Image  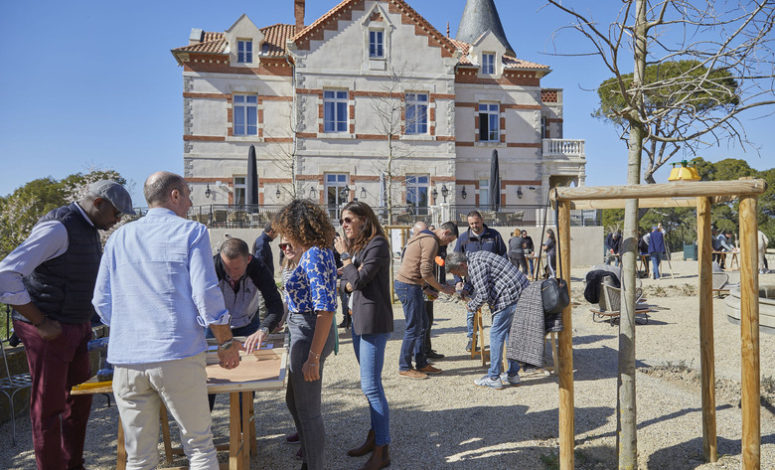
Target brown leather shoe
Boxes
[398,369,428,380]
[418,364,442,374]
[359,444,390,470]
[348,429,375,457]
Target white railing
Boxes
[543,139,586,158]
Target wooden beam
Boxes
[568,198,698,210]
[739,196,761,469]
[552,179,766,203]
[558,201,575,470]
[697,197,717,462]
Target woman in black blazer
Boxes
[334,201,393,470]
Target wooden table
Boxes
[72,334,288,470]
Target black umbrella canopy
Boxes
[489,149,500,211]
[246,145,258,208]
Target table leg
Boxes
[240,392,251,468]
[247,393,256,456]
[116,417,127,470]
[229,392,243,470]
[160,405,174,464]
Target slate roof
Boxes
[456,0,515,56]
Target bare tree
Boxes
[544,1,775,467]
[368,66,435,225]
[268,99,303,200]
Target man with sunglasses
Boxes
[0,180,133,470]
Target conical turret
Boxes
[456,0,515,56]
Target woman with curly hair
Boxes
[249,199,337,470]
[334,201,392,470]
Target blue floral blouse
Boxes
[285,246,337,314]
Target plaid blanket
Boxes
[506,281,545,367]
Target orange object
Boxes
[435,256,445,266]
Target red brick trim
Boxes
[265,137,294,143]
[261,178,294,183]
[297,132,317,139]
[430,93,456,101]
[183,92,230,99]
[355,134,389,140]
[455,70,540,86]
[541,90,558,102]
[436,136,455,141]
[506,142,542,148]
[502,179,542,185]
[350,175,381,182]
[501,104,542,110]
[261,96,294,101]
[183,135,226,142]
[430,176,456,182]
[183,58,293,76]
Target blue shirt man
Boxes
[453,210,507,351]
[92,171,240,469]
[647,226,666,279]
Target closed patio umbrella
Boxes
[247,145,258,211]
[489,149,500,211]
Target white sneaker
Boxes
[500,372,521,386]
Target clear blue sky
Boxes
[1,0,772,205]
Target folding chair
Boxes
[1,334,32,445]
[590,275,653,326]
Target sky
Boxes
[1,0,772,206]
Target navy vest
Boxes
[21,203,102,324]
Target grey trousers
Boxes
[286,313,336,470]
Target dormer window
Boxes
[237,39,253,63]
[482,53,495,74]
[369,30,384,58]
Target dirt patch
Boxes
[639,363,775,409]
[642,283,696,297]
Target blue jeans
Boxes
[650,252,662,279]
[488,303,520,380]
[352,332,390,446]
[286,312,335,470]
[394,280,428,371]
[466,310,475,339]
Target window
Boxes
[479,103,499,142]
[233,176,246,206]
[405,93,428,135]
[237,40,253,63]
[482,53,495,74]
[479,179,490,209]
[406,175,429,216]
[233,95,258,136]
[324,91,348,133]
[541,116,548,139]
[369,30,384,58]
[325,174,349,219]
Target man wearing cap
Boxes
[0,179,133,470]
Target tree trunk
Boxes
[618,1,647,469]
[386,133,394,226]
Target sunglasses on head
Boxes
[339,216,355,225]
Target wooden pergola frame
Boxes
[550,179,767,470]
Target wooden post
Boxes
[229,392,241,470]
[739,196,761,469]
[697,197,717,462]
[558,201,574,470]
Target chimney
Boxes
[295,0,305,31]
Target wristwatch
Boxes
[340,252,351,261]
[219,339,234,351]
[259,327,269,336]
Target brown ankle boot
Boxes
[359,444,390,470]
[347,429,375,457]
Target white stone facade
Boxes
[172,0,586,219]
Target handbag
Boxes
[542,277,569,314]
[537,188,570,315]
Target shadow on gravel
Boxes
[573,345,650,381]
[646,433,775,469]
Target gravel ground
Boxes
[2,259,774,469]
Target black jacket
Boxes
[341,236,394,335]
[213,254,284,332]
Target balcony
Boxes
[543,139,585,159]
